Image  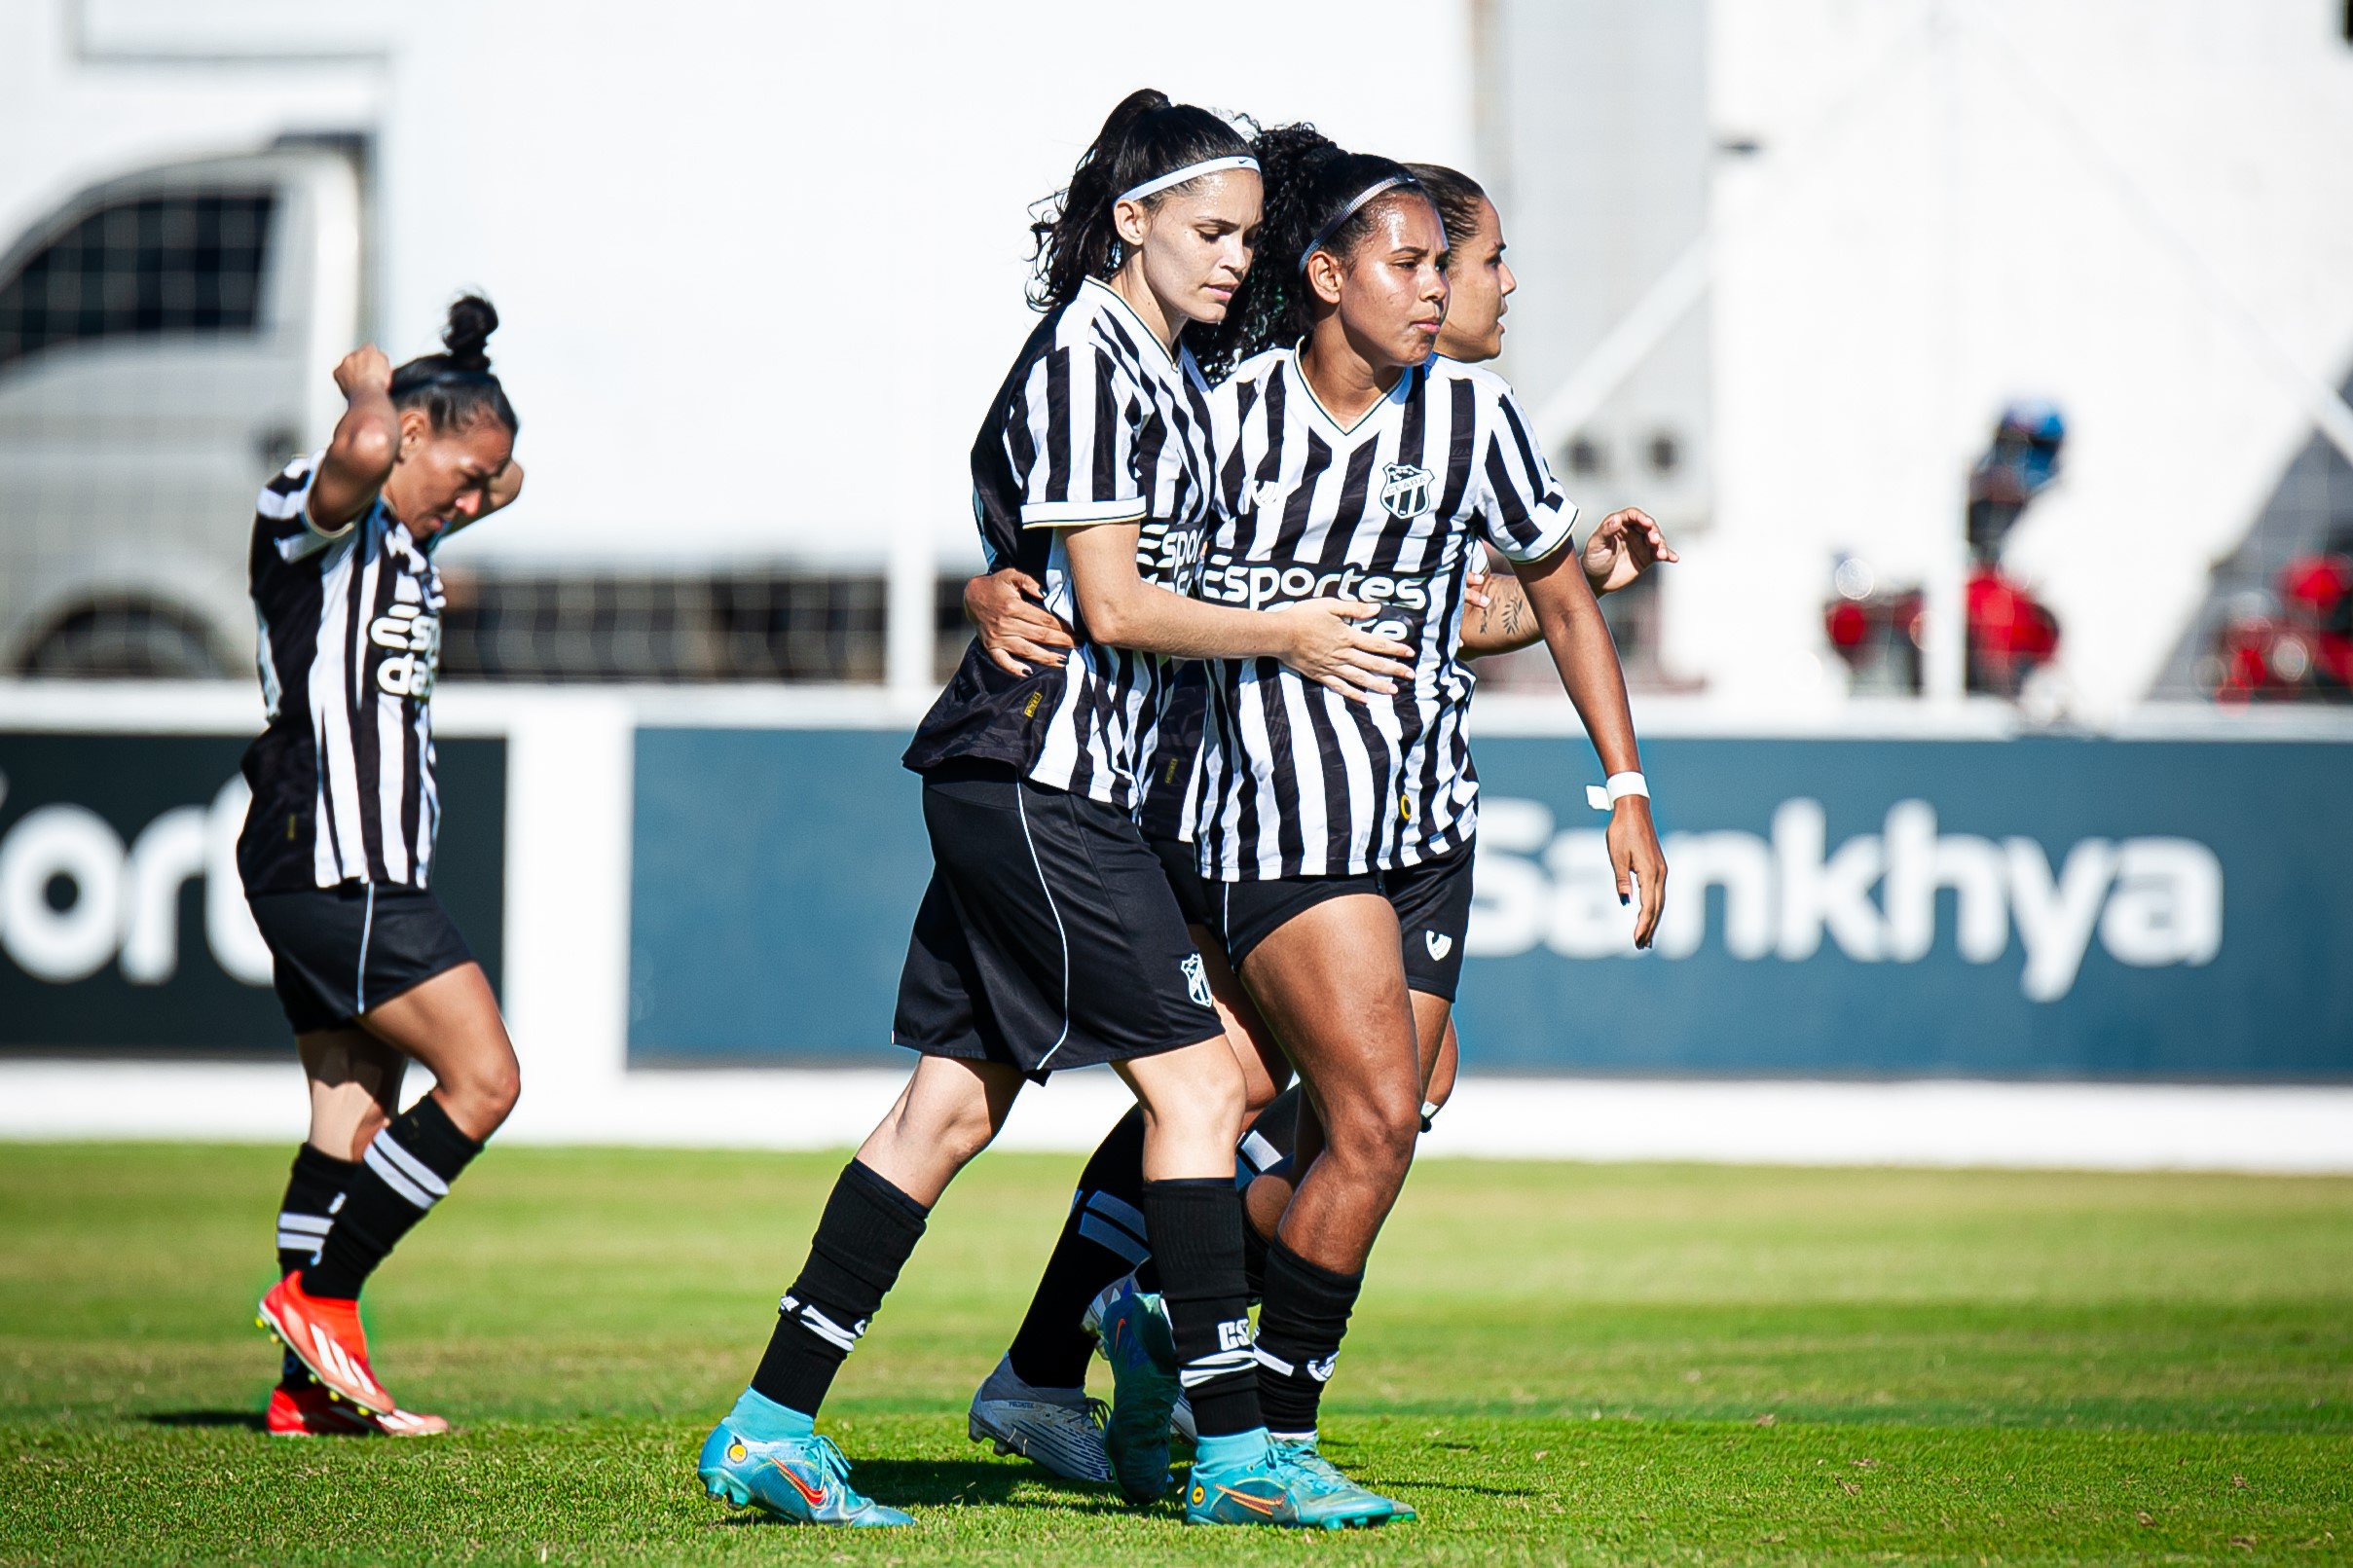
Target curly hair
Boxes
[1027,90,1253,312]
[1196,125,1430,378]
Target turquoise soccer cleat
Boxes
[1183,1429,1400,1529]
[1271,1433,1413,1523]
[1082,1274,1180,1504]
[696,1395,911,1527]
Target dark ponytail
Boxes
[1199,126,1428,378]
[389,294,519,436]
[1028,89,1253,312]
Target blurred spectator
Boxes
[2207,529,2353,702]
[1826,402,2068,700]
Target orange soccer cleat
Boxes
[257,1273,394,1415]
[265,1378,449,1438]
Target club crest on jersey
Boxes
[1379,462,1435,520]
[1181,953,1214,1008]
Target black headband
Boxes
[1299,175,1422,274]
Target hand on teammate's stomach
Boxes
[968,568,1075,675]
[1271,600,1415,700]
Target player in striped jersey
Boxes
[960,162,1677,1482]
[1169,127,1667,1504]
[240,296,526,1436]
[696,91,1415,1531]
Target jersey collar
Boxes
[1081,277,1179,376]
[1285,346,1418,444]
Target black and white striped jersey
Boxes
[1135,663,1208,845]
[903,279,1216,809]
[1191,348,1578,880]
[237,454,446,894]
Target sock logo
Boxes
[1424,930,1453,961]
[1305,1354,1339,1382]
[1217,1318,1253,1353]
[1181,952,1214,1008]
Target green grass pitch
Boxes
[3,1142,2348,1564]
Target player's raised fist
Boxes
[333,346,393,401]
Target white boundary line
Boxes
[3,1062,2348,1174]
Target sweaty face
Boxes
[1326,196,1451,371]
[1131,169,1262,328]
[1433,197,1515,364]
[388,414,514,539]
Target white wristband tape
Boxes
[1584,771,1650,811]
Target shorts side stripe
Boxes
[1013,784,1074,1071]
[354,883,377,1013]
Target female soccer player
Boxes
[241,296,525,1435]
[692,91,1414,1531]
[959,161,1676,1482]
[1172,128,1667,1510]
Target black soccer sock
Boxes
[751,1160,930,1417]
[300,1096,482,1301]
[1144,1179,1262,1439]
[1006,1107,1149,1390]
[1255,1237,1363,1440]
[274,1144,356,1384]
[1235,1088,1304,1302]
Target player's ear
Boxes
[1305,248,1345,308]
[395,405,433,460]
[1113,196,1153,249]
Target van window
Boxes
[0,191,276,372]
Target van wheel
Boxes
[20,602,230,678]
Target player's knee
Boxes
[446,1048,521,1133]
[928,1097,1001,1166]
[1326,1089,1419,1177]
[1193,1053,1249,1133]
[480,1057,522,1123]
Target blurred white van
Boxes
[0,143,361,676]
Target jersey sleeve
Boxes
[253,455,357,565]
[1474,386,1580,564]
[1010,345,1151,529]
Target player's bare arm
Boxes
[309,346,401,531]
[1460,508,1676,657]
[1059,520,1413,701]
[966,568,1075,675]
[1517,541,1668,946]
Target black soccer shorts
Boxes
[893,760,1223,1079]
[245,883,476,1035]
[1203,839,1475,1002]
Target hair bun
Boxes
[441,294,499,372]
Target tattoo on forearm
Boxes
[1499,593,1526,640]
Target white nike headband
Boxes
[1299,175,1419,273]
[1116,156,1261,206]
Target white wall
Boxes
[383,1,1476,574]
[1689,0,2353,715]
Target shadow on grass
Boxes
[703,1458,1126,1520]
[143,1410,266,1432]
